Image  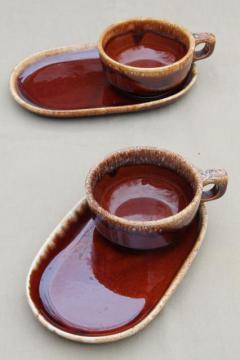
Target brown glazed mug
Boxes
[85,147,228,250]
[98,18,216,97]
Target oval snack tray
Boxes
[27,198,207,343]
[10,45,197,118]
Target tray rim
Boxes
[26,198,207,344]
[10,44,198,118]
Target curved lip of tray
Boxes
[10,44,198,118]
[26,198,207,344]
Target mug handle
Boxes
[200,169,228,202]
[192,33,216,61]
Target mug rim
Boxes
[98,17,195,76]
[85,147,203,231]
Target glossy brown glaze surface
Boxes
[17,49,138,110]
[86,147,201,249]
[94,165,193,222]
[16,48,196,111]
[99,18,215,96]
[29,204,201,336]
[105,31,187,68]
[86,147,227,250]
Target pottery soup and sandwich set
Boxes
[10,18,228,343]
[10,18,215,117]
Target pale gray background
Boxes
[0,1,239,359]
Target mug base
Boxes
[114,66,194,100]
[95,218,191,250]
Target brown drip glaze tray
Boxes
[27,199,207,343]
[10,45,197,118]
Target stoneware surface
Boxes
[85,147,227,249]
[27,198,207,343]
[10,45,197,118]
[98,18,215,96]
[1,1,240,360]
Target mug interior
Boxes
[101,19,191,69]
[88,148,199,223]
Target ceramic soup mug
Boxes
[98,18,216,97]
[85,147,228,250]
